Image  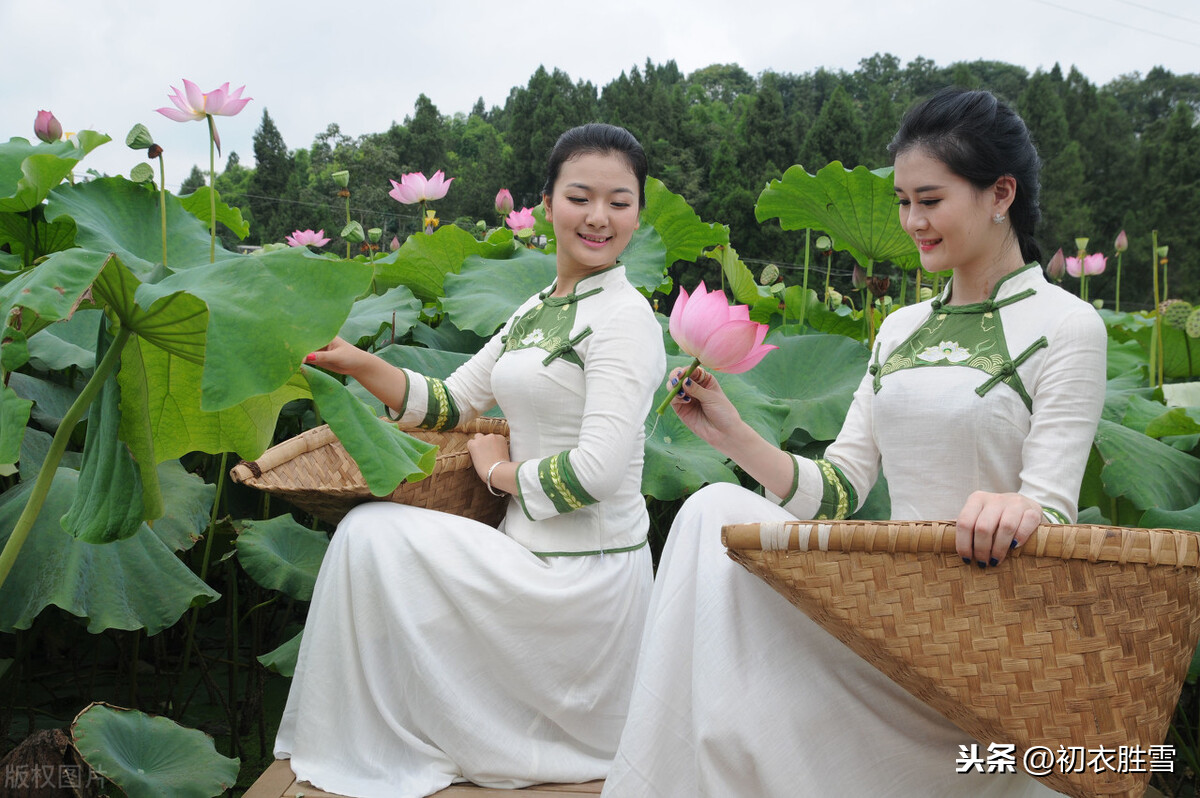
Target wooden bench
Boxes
[243,760,604,797]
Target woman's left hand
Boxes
[467,433,511,483]
[956,491,1042,568]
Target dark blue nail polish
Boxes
[977,561,987,569]
[1010,539,1018,549]
[682,396,691,402]
[962,557,971,565]
[685,378,692,386]
[677,388,684,397]
[670,377,678,386]
[989,557,999,567]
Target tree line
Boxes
[185,54,1200,309]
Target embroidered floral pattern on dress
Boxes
[916,341,971,363]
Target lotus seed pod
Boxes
[129,163,155,184]
[1186,307,1200,339]
[125,123,154,150]
[1162,300,1193,330]
[760,263,780,285]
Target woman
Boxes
[275,123,666,798]
[602,89,1107,797]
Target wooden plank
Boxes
[243,762,605,798]
[241,760,297,798]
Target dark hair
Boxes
[888,88,1043,265]
[542,123,649,208]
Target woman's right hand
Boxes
[304,336,365,376]
[669,365,743,446]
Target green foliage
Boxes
[236,515,329,602]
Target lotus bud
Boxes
[1114,230,1128,253]
[332,170,350,189]
[34,110,62,143]
[759,263,780,285]
[1092,299,1104,310]
[125,123,155,150]
[367,227,382,244]
[815,235,832,251]
[827,288,843,308]
[1157,245,1169,266]
[852,265,867,290]
[1046,248,1066,281]
[340,221,365,244]
[130,163,155,184]
[390,236,401,251]
[495,188,514,217]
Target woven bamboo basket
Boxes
[722,519,1200,798]
[230,417,510,526]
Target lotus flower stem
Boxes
[207,115,217,263]
[1151,230,1163,390]
[178,449,230,701]
[158,155,168,268]
[655,356,701,416]
[344,192,352,259]
[0,326,132,591]
[798,229,810,330]
[1114,253,1122,312]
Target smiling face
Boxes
[543,151,640,291]
[893,146,1012,280]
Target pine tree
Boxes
[247,109,294,245]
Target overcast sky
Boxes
[4,0,1197,189]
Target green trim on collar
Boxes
[531,538,648,558]
[537,451,598,514]
[937,262,1039,306]
[502,299,591,368]
[417,375,460,430]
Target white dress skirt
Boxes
[601,483,1061,798]
[275,501,653,798]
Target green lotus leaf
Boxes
[18,427,81,481]
[641,177,730,266]
[178,186,250,240]
[1144,405,1200,439]
[7,371,83,434]
[1140,500,1200,533]
[1093,419,1200,512]
[735,331,869,442]
[91,252,208,365]
[339,285,421,348]
[1164,382,1200,407]
[443,246,557,336]
[258,630,302,677]
[303,366,438,495]
[61,342,147,543]
[135,249,373,411]
[409,318,488,355]
[236,515,329,601]
[0,248,110,339]
[373,224,502,302]
[46,178,226,278]
[1102,370,1157,424]
[1129,322,1200,380]
[0,132,111,213]
[118,336,310,463]
[347,344,478,415]
[26,309,102,371]
[146,461,214,553]
[711,243,784,324]
[0,469,219,634]
[755,162,920,271]
[0,208,76,260]
[1107,337,1148,380]
[1,326,27,372]
[614,224,670,294]
[71,703,239,798]
[1,383,32,467]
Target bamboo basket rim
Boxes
[723,519,1200,568]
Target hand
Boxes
[956,491,1042,568]
[304,336,366,376]
[668,365,743,447]
[467,433,511,483]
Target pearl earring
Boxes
[993,213,1006,224]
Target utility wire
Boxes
[1110,0,1200,26]
[1033,0,1200,48]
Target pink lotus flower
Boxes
[1046,248,1066,280]
[1115,230,1128,253]
[156,79,251,123]
[506,207,536,232]
[34,110,62,143]
[1065,252,1107,277]
[495,188,514,216]
[388,171,453,205]
[285,229,330,248]
[656,282,776,414]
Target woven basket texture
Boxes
[230,417,509,526]
[722,519,1200,798]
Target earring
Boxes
[993,213,1006,224]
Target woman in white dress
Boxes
[275,123,666,798]
[602,89,1107,797]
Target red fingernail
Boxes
[305,353,316,363]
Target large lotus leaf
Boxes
[410,318,488,355]
[118,336,310,463]
[1093,419,1200,512]
[1102,370,1158,424]
[443,246,557,335]
[304,366,437,495]
[1128,322,1200,380]
[1145,405,1200,439]
[734,331,868,442]
[7,371,83,433]
[0,208,76,260]
[641,177,729,266]
[755,162,920,271]
[46,178,228,279]
[1,383,32,467]
[373,224,501,302]
[0,248,109,340]
[1140,501,1200,533]
[258,630,302,677]
[71,703,239,798]
[0,326,27,373]
[0,132,111,213]
[178,186,250,240]
[711,243,785,324]
[0,469,219,634]
[1107,338,1148,380]
[615,224,670,294]
[18,427,82,481]
[236,515,329,601]
[339,285,421,348]
[147,461,214,553]
[642,354,790,501]
[61,350,146,543]
[348,344,477,415]
[135,249,372,411]
[26,309,102,370]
